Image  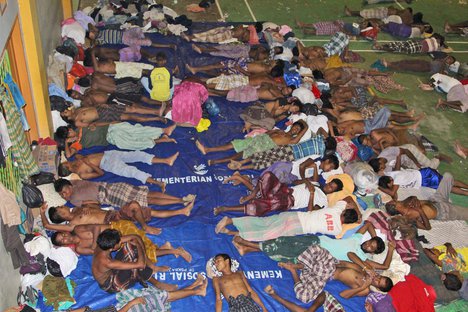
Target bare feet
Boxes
[195,140,207,155]
[444,21,451,33]
[454,141,467,159]
[182,194,196,205]
[227,160,242,170]
[176,246,192,263]
[167,152,179,166]
[192,44,202,54]
[195,277,208,297]
[264,285,275,295]
[215,216,230,234]
[191,274,205,288]
[156,134,177,144]
[239,194,253,204]
[185,64,196,75]
[436,98,446,110]
[144,225,162,235]
[381,58,388,68]
[164,123,177,136]
[436,153,453,164]
[160,241,173,250]
[181,199,195,216]
[410,113,425,131]
[181,33,190,42]
[213,206,224,216]
[232,236,246,256]
[147,178,166,193]
[295,19,304,28]
[344,5,352,16]
[407,109,415,117]
[223,171,242,185]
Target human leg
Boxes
[147,191,185,205]
[150,200,195,218]
[208,152,244,166]
[195,140,234,154]
[232,236,261,255]
[166,275,207,301]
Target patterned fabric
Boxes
[227,293,261,312]
[96,29,123,45]
[110,220,157,262]
[383,22,412,38]
[365,75,405,94]
[119,46,142,62]
[122,28,152,47]
[232,134,278,158]
[245,171,294,216]
[295,245,338,303]
[100,243,153,293]
[115,78,143,94]
[382,40,423,54]
[192,27,233,43]
[366,211,418,263]
[312,21,345,36]
[0,86,39,178]
[116,286,170,312]
[210,44,250,59]
[323,32,349,57]
[360,7,388,19]
[227,85,259,103]
[421,38,440,53]
[98,182,149,208]
[221,58,249,75]
[240,102,275,130]
[324,291,345,312]
[260,234,320,263]
[250,145,293,170]
[114,62,154,79]
[291,135,325,159]
[96,104,126,122]
[207,74,249,91]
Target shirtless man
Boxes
[196,120,308,165]
[186,60,278,77]
[87,72,142,94]
[41,201,194,236]
[68,88,161,107]
[92,229,208,296]
[277,245,393,306]
[60,104,166,128]
[51,222,192,271]
[58,150,179,185]
[209,83,293,101]
[212,254,267,312]
[385,196,434,230]
[181,25,250,43]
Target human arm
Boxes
[304,179,316,212]
[64,138,78,158]
[340,277,371,299]
[79,157,105,179]
[298,158,318,181]
[39,203,75,232]
[213,277,223,312]
[378,184,399,201]
[289,120,309,144]
[74,224,102,251]
[393,153,402,171]
[357,221,377,237]
[90,48,99,71]
[342,196,362,223]
[414,202,431,230]
[399,148,421,168]
[365,241,396,270]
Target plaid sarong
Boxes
[192,27,233,43]
[207,74,249,90]
[383,40,423,54]
[115,78,143,94]
[295,245,338,303]
[367,211,419,263]
[96,104,126,122]
[98,182,149,208]
[116,286,170,312]
[227,293,261,312]
[312,21,345,36]
[324,292,345,312]
[291,135,326,159]
[323,32,349,56]
[251,145,295,170]
[360,7,388,19]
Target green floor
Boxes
[156,0,468,206]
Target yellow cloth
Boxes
[326,173,356,207]
[325,55,351,69]
[433,245,468,273]
[110,220,158,263]
[150,67,171,101]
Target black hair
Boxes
[58,163,72,177]
[313,69,324,80]
[322,154,339,170]
[50,232,61,246]
[283,32,295,41]
[368,158,381,173]
[288,84,297,91]
[378,176,392,189]
[274,46,284,54]
[412,12,424,24]
[156,52,167,60]
[54,178,72,193]
[215,253,232,267]
[77,77,91,88]
[83,49,93,67]
[432,33,447,48]
[378,277,394,292]
[291,120,306,132]
[292,46,299,57]
[85,30,90,39]
[254,22,263,33]
[49,207,67,224]
[66,90,73,97]
[357,134,368,145]
[424,25,434,34]
[270,65,284,78]
[443,273,462,291]
[371,237,386,254]
[97,229,121,250]
[330,178,344,192]
[385,202,400,216]
[343,209,358,223]
[320,92,333,109]
[324,137,337,153]
[290,101,304,113]
[55,126,70,141]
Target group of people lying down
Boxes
[46,0,468,311]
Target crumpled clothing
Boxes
[0,178,22,226]
[24,235,52,258]
[61,21,86,45]
[74,10,95,30]
[166,23,188,36]
[48,247,78,277]
[42,275,76,310]
[48,83,74,102]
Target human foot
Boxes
[190,274,205,289]
[192,44,202,54]
[344,5,352,16]
[182,194,196,205]
[295,19,304,28]
[176,247,192,263]
[436,98,446,110]
[160,241,173,250]
[454,141,467,159]
[166,152,179,166]
[195,140,207,155]
[181,33,190,42]
[185,64,196,75]
[232,236,246,256]
[436,153,453,164]
[239,194,253,204]
[407,109,415,117]
[410,113,425,131]
[213,206,224,216]
[444,21,451,33]
[227,160,242,170]
[223,171,242,185]
[144,226,162,235]
[215,216,230,234]
[181,199,195,216]
[381,58,388,68]
[195,277,208,297]
[264,285,275,295]
[164,123,177,136]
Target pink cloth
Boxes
[226,85,259,103]
[248,25,260,44]
[61,18,76,26]
[245,128,268,138]
[171,81,209,126]
[279,25,293,36]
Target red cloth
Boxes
[69,63,87,78]
[460,78,468,85]
[389,274,436,312]
[248,25,259,45]
[311,84,321,98]
[37,137,57,146]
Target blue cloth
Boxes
[364,107,391,134]
[319,233,367,261]
[419,167,442,189]
[292,136,326,159]
[48,83,74,102]
[4,73,29,130]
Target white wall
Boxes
[0,0,19,52]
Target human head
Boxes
[155,52,167,67]
[67,90,83,100]
[324,137,337,154]
[289,100,304,114]
[320,155,339,172]
[51,232,75,246]
[378,176,394,190]
[273,46,284,55]
[341,209,358,224]
[368,158,387,173]
[358,134,371,147]
[289,120,305,135]
[270,65,284,77]
[281,86,293,96]
[323,178,344,194]
[97,229,121,251]
[445,55,456,65]
[214,253,232,272]
[442,272,462,291]
[385,202,400,216]
[48,206,69,224]
[77,76,91,88]
[54,179,73,200]
[372,275,394,293]
[361,237,385,254]
[423,24,433,34]
[58,162,73,177]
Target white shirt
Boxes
[297,201,346,235]
[379,146,417,172]
[274,47,293,62]
[291,157,322,179]
[291,184,328,210]
[431,73,461,93]
[386,169,422,189]
[292,87,316,105]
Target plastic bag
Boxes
[344,162,379,195]
[22,182,44,208]
[30,172,55,186]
